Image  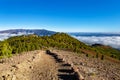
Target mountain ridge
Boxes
[0,29,56,41]
[0,32,120,62]
[0,29,56,36]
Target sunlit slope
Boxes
[0,33,120,61]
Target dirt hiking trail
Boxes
[0,50,120,80]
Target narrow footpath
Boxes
[0,50,80,80]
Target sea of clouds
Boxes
[73,36,120,50]
[0,32,120,50]
[0,32,33,41]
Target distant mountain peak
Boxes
[0,29,56,41]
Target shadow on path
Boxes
[46,50,79,80]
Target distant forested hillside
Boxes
[0,33,120,61]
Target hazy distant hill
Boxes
[0,29,56,36]
[69,32,120,37]
[0,29,56,41]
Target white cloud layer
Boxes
[0,32,120,50]
[73,36,120,49]
[0,32,33,41]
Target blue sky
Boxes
[0,0,120,32]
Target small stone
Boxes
[29,66,33,69]
[12,75,16,80]
[2,75,6,80]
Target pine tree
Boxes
[1,42,12,57]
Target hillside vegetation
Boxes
[0,33,120,61]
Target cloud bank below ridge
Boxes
[73,36,120,50]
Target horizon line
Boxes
[0,28,120,33]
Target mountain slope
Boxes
[0,33,120,61]
[92,44,120,60]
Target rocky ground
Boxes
[52,49,120,80]
[0,49,120,80]
[0,50,59,80]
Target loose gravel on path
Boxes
[0,49,120,80]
